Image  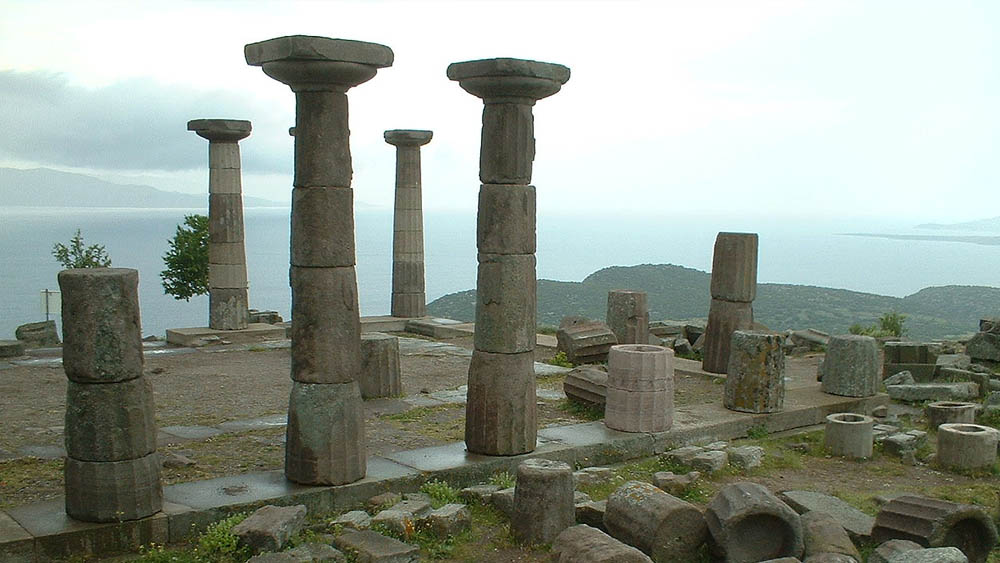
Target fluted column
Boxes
[448,58,570,455]
[384,129,432,318]
[187,119,252,330]
[246,35,393,485]
[702,232,758,373]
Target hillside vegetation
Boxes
[427,263,999,340]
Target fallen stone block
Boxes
[802,553,857,562]
[801,511,860,560]
[882,433,922,457]
[727,445,765,469]
[333,510,371,531]
[886,383,979,402]
[564,366,608,406]
[334,530,419,563]
[576,500,607,530]
[925,402,978,429]
[512,459,575,545]
[490,487,515,518]
[248,543,346,562]
[690,450,728,473]
[888,547,970,562]
[552,524,653,562]
[233,504,308,554]
[425,503,470,538]
[372,509,414,538]
[15,320,60,347]
[0,340,25,358]
[367,492,402,511]
[557,321,618,364]
[706,482,804,562]
[868,539,923,563]
[661,445,705,466]
[883,371,915,386]
[574,466,615,487]
[778,490,874,543]
[872,495,998,563]
[936,423,999,470]
[604,481,708,562]
[389,498,431,519]
[965,332,1000,363]
[649,321,684,338]
[459,484,499,505]
[652,470,701,497]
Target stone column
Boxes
[59,268,161,522]
[187,119,252,330]
[606,289,649,345]
[448,58,570,455]
[702,232,758,373]
[246,35,393,485]
[384,129,432,318]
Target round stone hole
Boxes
[614,344,665,354]
[729,514,798,562]
[827,413,870,424]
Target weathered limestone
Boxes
[703,233,757,374]
[564,365,609,406]
[512,458,575,545]
[557,320,618,364]
[247,35,393,484]
[449,57,569,456]
[188,119,252,331]
[552,524,653,563]
[724,331,785,413]
[604,480,708,563]
[823,413,874,459]
[232,504,307,554]
[925,402,977,429]
[359,332,401,399]
[936,423,999,470]
[385,129,432,318]
[821,335,879,397]
[706,482,804,563]
[605,345,673,432]
[58,268,161,522]
[607,290,649,345]
[872,495,998,563]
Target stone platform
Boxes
[1,383,885,561]
[165,323,286,347]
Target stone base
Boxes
[165,324,287,347]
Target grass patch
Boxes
[383,404,465,442]
[556,398,604,422]
[0,457,63,510]
[978,409,1000,431]
[546,351,573,368]
[420,479,461,508]
[536,325,558,336]
[489,471,515,489]
[135,512,250,563]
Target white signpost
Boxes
[40,289,61,321]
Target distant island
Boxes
[0,167,283,208]
[916,216,1000,232]
[842,233,1000,246]
[427,263,1000,341]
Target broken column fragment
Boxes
[703,233,757,374]
[59,268,162,522]
[606,289,649,345]
[724,330,785,413]
[448,57,569,455]
[246,35,393,484]
[872,495,998,563]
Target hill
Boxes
[916,216,1000,232]
[427,263,999,341]
[0,167,281,208]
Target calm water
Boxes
[2,206,999,338]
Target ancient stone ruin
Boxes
[246,35,394,485]
[384,129,432,318]
[187,118,252,331]
[447,57,569,455]
[702,232,758,373]
[723,330,785,413]
[606,289,649,345]
[59,268,162,521]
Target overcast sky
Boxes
[1,0,996,221]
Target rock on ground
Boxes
[233,504,308,554]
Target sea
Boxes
[2,206,999,339]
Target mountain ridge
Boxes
[427,263,999,341]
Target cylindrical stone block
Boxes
[285,381,366,485]
[465,350,536,455]
[64,453,163,522]
[925,402,978,430]
[209,242,247,265]
[208,167,242,194]
[208,263,248,289]
[705,482,804,563]
[391,261,424,294]
[359,333,401,399]
[936,423,999,470]
[58,268,143,384]
[724,331,785,413]
[65,377,157,462]
[604,481,708,562]
[293,90,352,188]
[710,232,758,302]
[551,524,653,563]
[208,193,245,244]
[289,266,361,384]
[821,335,880,397]
[477,184,536,254]
[473,253,536,354]
[823,413,874,459]
[480,102,535,185]
[512,458,575,545]
[605,345,673,432]
[702,298,754,374]
[291,186,356,267]
[872,495,999,563]
[391,293,425,319]
[606,290,649,345]
[209,287,250,331]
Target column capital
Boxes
[447,58,570,102]
[187,119,251,142]
[384,129,433,147]
[245,35,393,92]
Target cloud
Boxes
[0,70,292,173]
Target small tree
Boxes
[52,229,112,269]
[161,214,209,301]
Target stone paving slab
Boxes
[165,324,287,347]
[160,425,225,441]
[216,413,287,433]
[0,511,32,563]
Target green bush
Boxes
[547,351,574,368]
[420,479,461,507]
[849,311,907,338]
[161,214,209,301]
[52,229,111,269]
